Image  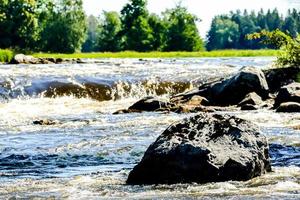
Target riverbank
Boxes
[32,49,279,59]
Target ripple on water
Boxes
[2,58,300,199]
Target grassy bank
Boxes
[32,49,279,59]
[0,49,14,62]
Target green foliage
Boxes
[0,49,13,62]
[163,5,204,51]
[33,49,279,59]
[248,29,300,66]
[40,0,87,53]
[96,11,122,52]
[206,16,239,50]
[120,0,155,51]
[148,14,167,50]
[0,0,39,49]
[207,8,300,50]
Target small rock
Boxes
[276,102,300,112]
[33,119,58,125]
[274,82,300,108]
[171,95,209,106]
[240,104,258,110]
[11,54,39,64]
[238,92,263,107]
[128,96,170,112]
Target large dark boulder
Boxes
[179,67,269,106]
[127,113,271,185]
[274,82,300,108]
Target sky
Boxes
[83,0,300,38]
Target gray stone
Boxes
[128,96,170,112]
[274,82,300,108]
[238,92,263,107]
[127,113,271,185]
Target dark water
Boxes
[0,57,300,199]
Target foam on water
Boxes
[1,57,299,199]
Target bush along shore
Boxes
[0,49,13,63]
[112,66,300,185]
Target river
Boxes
[0,57,299,199]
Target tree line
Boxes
[207,8,300,50]
[0,0,203,53]
[0,0,299,53]
[83,0,204,52]
[0,0,86,53]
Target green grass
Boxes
[32,49,279,59]
[0,49,14,63]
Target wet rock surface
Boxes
[127,113,271,185]
[128,96,170,112]
[276,102,300,112]
[238,92,263,107]
[33,119,59,125]
[114,67,300,114]
[263,66,300,92]
[274,82,300,108]
[194,66,269,106]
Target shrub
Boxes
[247,29,300,67]
[0,49,14,63]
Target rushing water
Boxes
[0,57,299,199]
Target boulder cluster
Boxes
[116,66,300,114]
[121,66,300,185]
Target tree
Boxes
[206,16,239,50]
[0,0,39,49]
[82,15,99,52]
[96,11,122,52]
[40,0,87,53]
[120,0,154,51]
[248,29,300,66]
[163,5,204,51]
[266,9,282,31]
[282,9,299,38]
[148,14,167,50]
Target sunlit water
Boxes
[0,57,299,199]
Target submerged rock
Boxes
[276,102,300,112]
[240,104,258,110]
[128,96,170,112]
[127,113,271,185]
[274,82,300,108]
[33,119,58,125]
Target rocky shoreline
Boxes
[8,54,92,64]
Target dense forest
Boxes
[207,9,300,50]
[0,0,299,53]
